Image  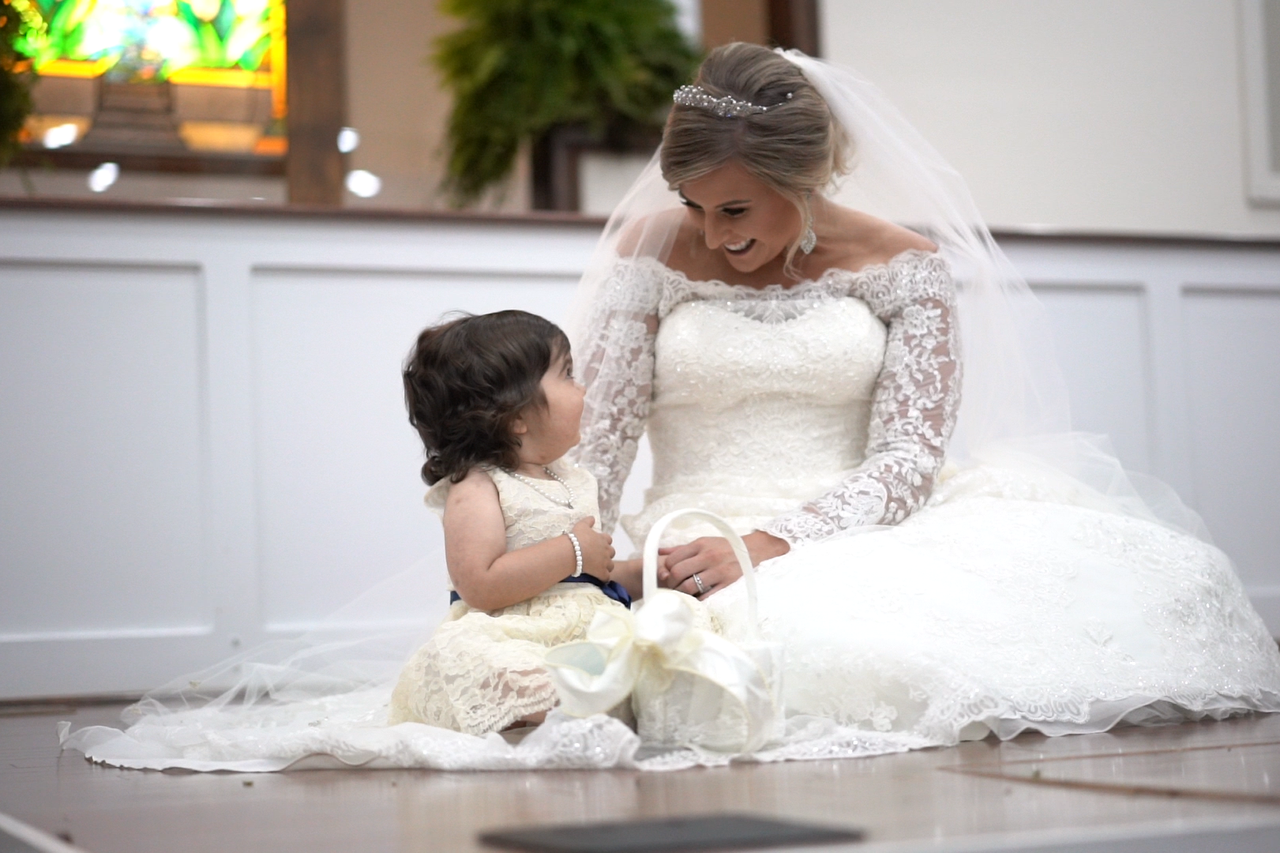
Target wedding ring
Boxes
[692,573,706,595]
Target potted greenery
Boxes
[434,0,699,209]
[1,0,35,169]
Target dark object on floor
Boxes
[478,813,864,852]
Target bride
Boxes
[571,42,1280,745]
[61,43,1280,772]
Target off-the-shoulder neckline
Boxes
[627,247,940,295]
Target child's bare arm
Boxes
[444,470,615,611]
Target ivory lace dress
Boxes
[574,249,1280,748]
[388,459,631,735]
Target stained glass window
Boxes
[14,0,285,156]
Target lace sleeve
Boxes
[571,260,662,534]
[765,252,962,544]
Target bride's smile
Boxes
[678,160,803,273]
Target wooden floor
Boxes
[3,703,1280,852]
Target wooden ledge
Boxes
[0,196,610,228]
[4,196,1280,248]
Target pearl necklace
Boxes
[508,466,575,508]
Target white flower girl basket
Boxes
[545,509,784,754]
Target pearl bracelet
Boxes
[565,531,583,577]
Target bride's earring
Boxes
[800,221,817,254]
[800,196,817,254]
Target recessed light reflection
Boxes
[345,169,381,198]
[337,127,360,153]
[88,162,120,193]
[43,123,79,149]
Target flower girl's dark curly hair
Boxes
[403,310,570,485]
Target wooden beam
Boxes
[11,148,284,177]
[701,0,769,50]
[285,0,346,205]
[768,0,820,56]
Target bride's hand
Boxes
[660,531,789,598]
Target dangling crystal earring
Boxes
[800,194,817,254]
[800,221,817,254]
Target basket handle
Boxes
[641,509,759,639]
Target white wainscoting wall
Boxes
[1,204,1278,699]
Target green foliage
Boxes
[14,0,97,67]
[1,0,36,168]
[435,0,699,206]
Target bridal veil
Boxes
[569,49,1207,540]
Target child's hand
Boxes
[572,517,615,582]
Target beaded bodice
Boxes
[643,296,885,525]
[574,250,961,546]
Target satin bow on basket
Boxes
[545,510,784,755]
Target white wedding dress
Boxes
[574,249,1280,748]
[60,249,1280,772]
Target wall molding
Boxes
[1240,0,1280,205]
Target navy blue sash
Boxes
[450,574,632,608]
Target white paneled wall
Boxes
[1002,238,1280,626]
[2,262,205,636]
[0,207,597,698]
[1,205,1278,699]
[1180,287,1280,595]
[1031,284,1153,474]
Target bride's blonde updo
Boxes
[661,43,849,264]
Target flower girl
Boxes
[388,310,631,735]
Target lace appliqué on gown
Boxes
[705,488,1280,746]
[573,250,960,545]
[764,252,960,542]
[576,260,663,534]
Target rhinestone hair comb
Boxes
[673,84,791,117]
